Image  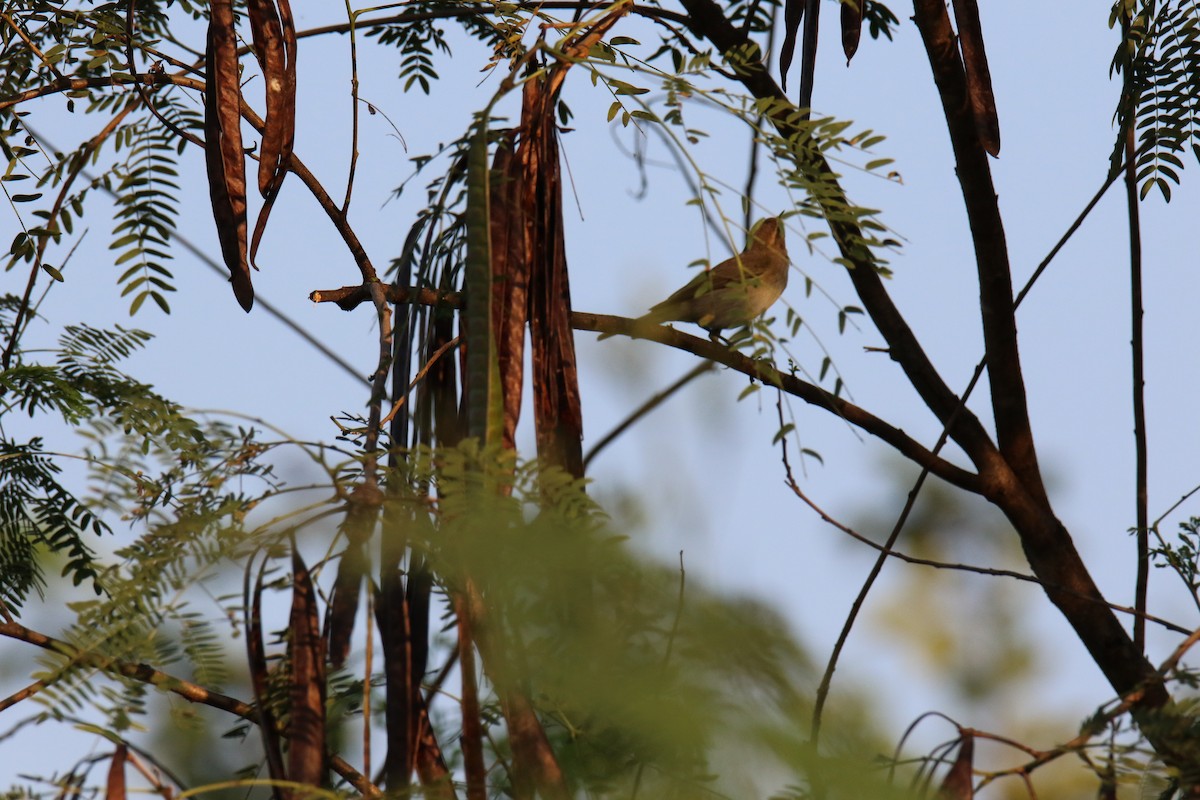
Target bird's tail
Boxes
[596,311,671,341]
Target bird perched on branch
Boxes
[599,216,789,341]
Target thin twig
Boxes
[741,1,778,233]
[2,13,64,79]
[124,0,203,148]
[780,465,1186,634]
[583,362,715,469]
[0,620,380,796]
[363,585,373,783]
[809,364,981,744]
[888,710,961,784]
[1152,484,1200,531]
[358,280,392,500]
[1120,4,1150,655]
[1156,625,1200,677]
[342,2,362,213]
[381,336,461,426]
[975,684,1154,791]
[809,165,1130,743]
[0,678,50,713]
[2,101,137,370]
[19,120,370,386]
[122,741,188,800]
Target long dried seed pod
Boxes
[841,0,865,63]
[288,545,327,789]
[247,0,296,267]
[204,0,252,311]
[244,555,286,800]
[779,0,807,92]
[104,744,126,800]
[951,0,1000,156]
[936,733,975,799]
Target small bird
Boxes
[600,216,789,341]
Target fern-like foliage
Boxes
[1,4,201,315]
[0,318,209,612]
[109,114,183,314]
[728,0,780,33]
[367,9,455,95]
[0,439,107,609]
[382,441,820,797]
[1150,515,1200,603]
[1112,0,1200,200]
[0,7,89,114]
[178,610,232,691]
[365,0,529,89]
[29,410,285,730]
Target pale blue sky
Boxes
[3,1,1199,793]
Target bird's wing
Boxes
[650,255,755,311]
[649,270,715,313]
[710,252,764,284]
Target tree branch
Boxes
[582,312,985,491]
[1,72,381,287]
[0,620,380,797]
[673,0,1172,735]
[911,0,1045,501]
[289,2,691,42]
[312,284,981,492]
[312,283,461,311]
[674,0,1002,477]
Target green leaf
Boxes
[771,423,796,445]
[114,248,144,266]
[737,382,760,401]
[463,110,500,445]
[1154,177,1172,202]
[610,80,649,96]
[588,42,616,62]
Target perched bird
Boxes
[600,216,789,341]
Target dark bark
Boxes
[678,0,1170,741]
[912,0,1044,502]
[518,79,585,478]
[491,136,530,453]
[679,0,1000,471]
